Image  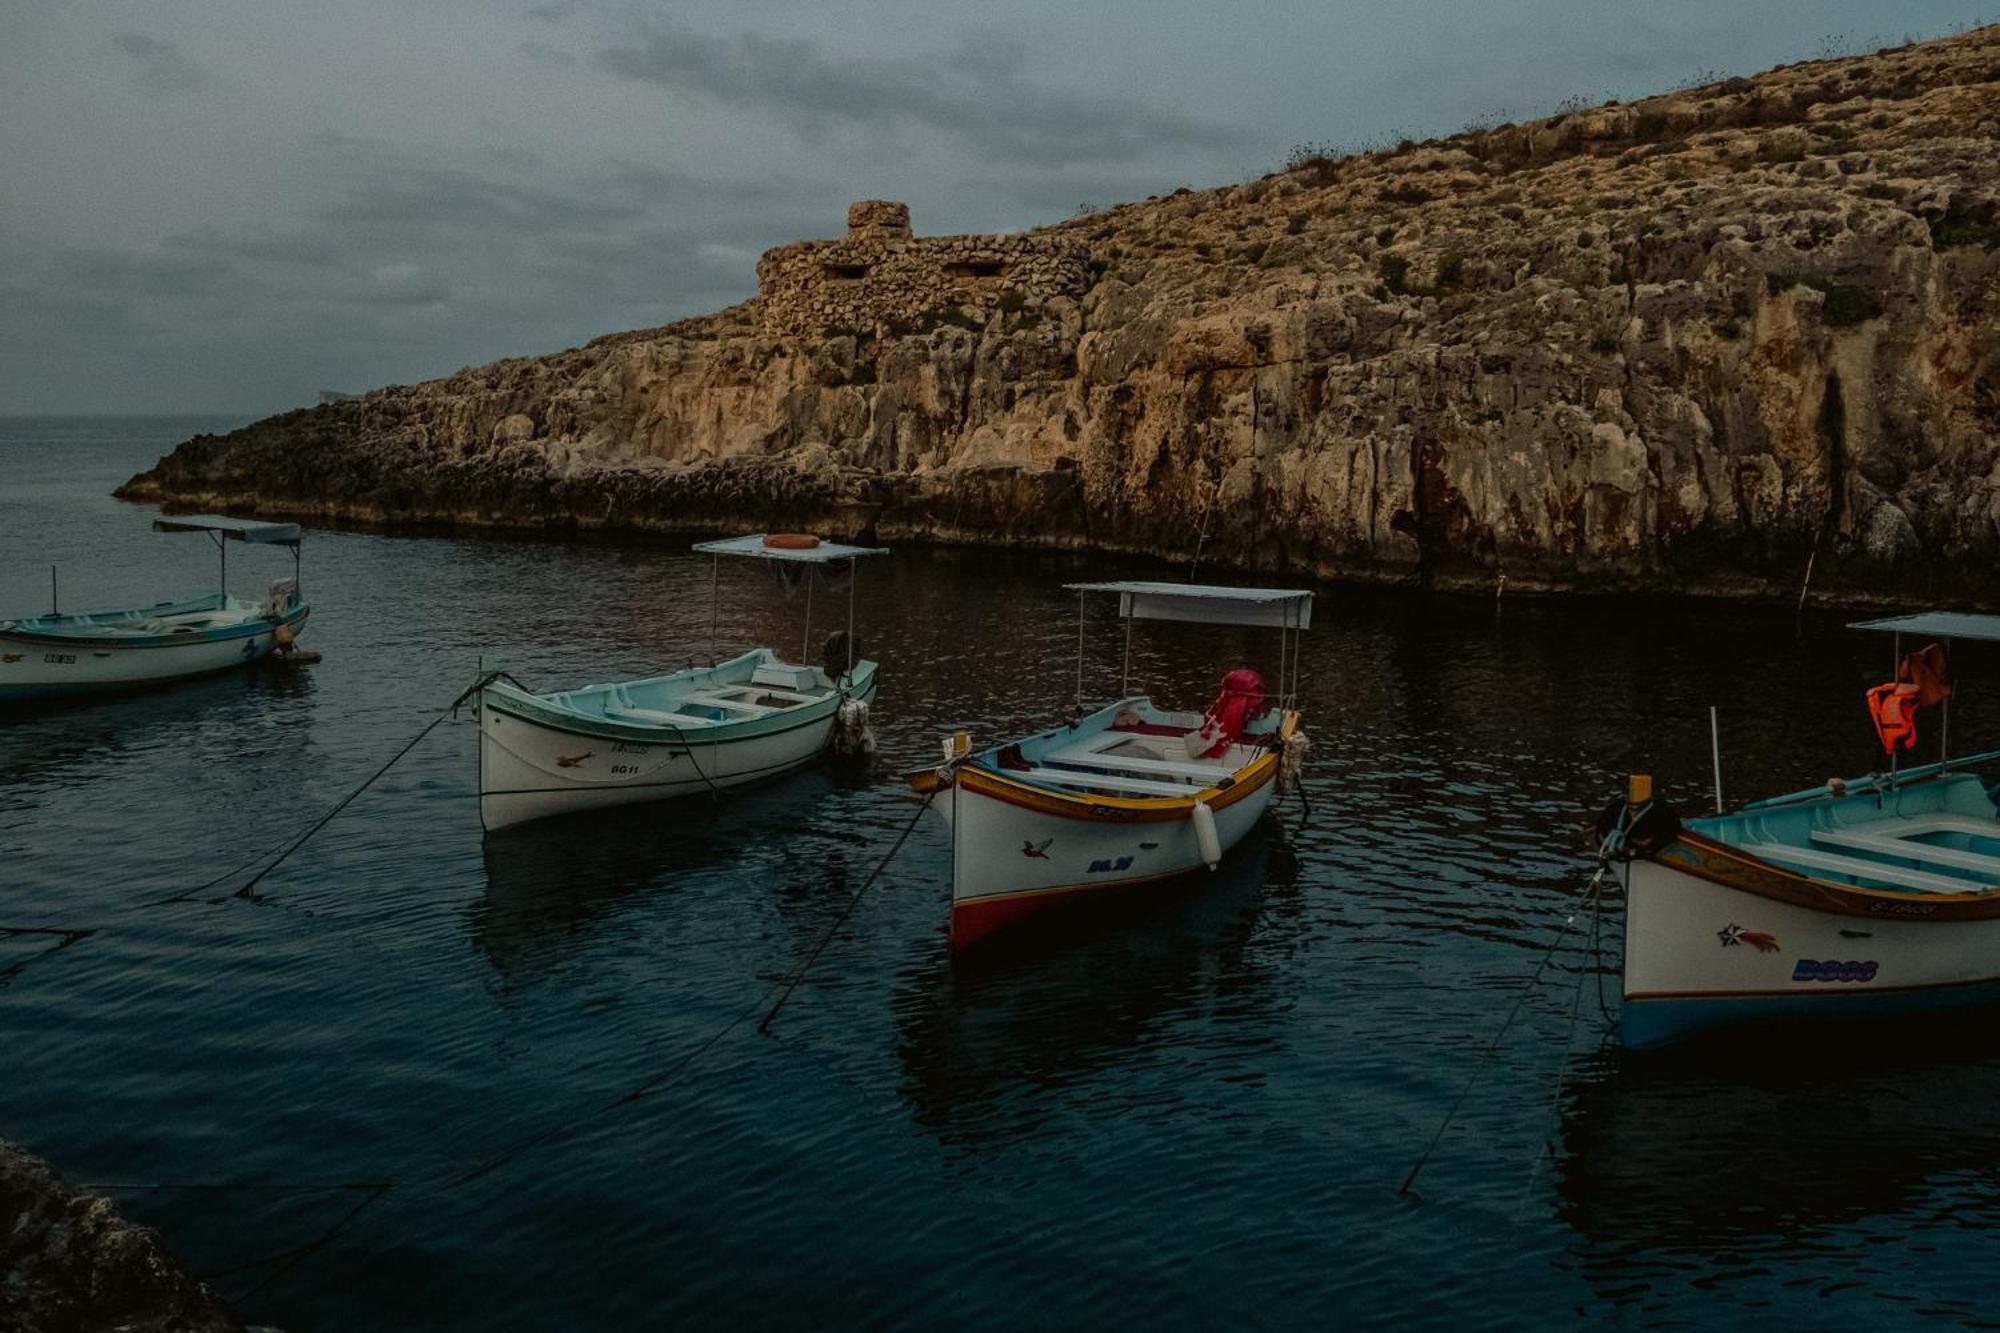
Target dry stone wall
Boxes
[756,200,1091,338]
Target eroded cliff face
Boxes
[121,27,2000,601]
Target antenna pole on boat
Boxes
[708,554,719,665]
[49,565,56,616]
[1710,706,1723,813]
[846,557,856,680]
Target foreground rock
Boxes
[121,26,2000,603]
[1,1141,263,1333]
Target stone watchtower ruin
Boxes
[754,200,1090,338]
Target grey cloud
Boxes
[110,32,205,91]
[580,18,1252,168]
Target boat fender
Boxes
[1191,799,1221,870]
[1277,731,1311,794]
[764,532,821,550]
[832,698,875,757]
[1594,796,1680,857]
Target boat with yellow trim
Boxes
[910,581,1311,951]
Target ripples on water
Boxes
[5,417,2000,1329]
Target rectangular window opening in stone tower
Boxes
[824,262,869,281]
[945,260,1006,280]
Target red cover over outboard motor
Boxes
[1191,668,1271,759]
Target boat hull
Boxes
[940,756,1279,951]
[478,671,874,831]
[0,606,309,703]
[1622,852,2000,1049]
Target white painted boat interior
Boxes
[1694,772,2000,896]
[1030,725,1262,796]
[1739,841,1988,893]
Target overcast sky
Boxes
[1,1,1989,415]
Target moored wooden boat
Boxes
[910,582,1312,951]
[479,648,877,830]
[1613,612,2000,1049]
[0,516,309,704]
[476,533,886,830]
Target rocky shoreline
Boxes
[119,26,2000,605]
[1,1140,268,1333]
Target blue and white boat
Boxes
[0,516,309,704]
[1614,612,2000,1050]
[476,533,887,830]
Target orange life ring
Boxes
[763,532,821,549]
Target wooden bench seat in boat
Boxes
[1042,745,1240,784]
[1809,820,2000,884]
[1740,841,1989,894]
[678,692,778,716]
[604,706,721,728]
[1006,766,1216,798]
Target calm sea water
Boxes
[4,416,2000,1330]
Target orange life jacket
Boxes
[1866,641,1952,754]
[1867,681,1921,752]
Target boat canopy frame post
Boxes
[1848,611,2000,780]
[1064,581,1315,714]
[802,572,814,667]
[688,534,891,680]
[708,554,720,665]
[1120,614,1134,697]
[1075,589,1086,710]
[150,515,304,608]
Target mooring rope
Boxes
[29,677,941,1311]
[229,672,505,901]
[1398,817,1626,1199]
[442,783,940,1190]
[0,927,99,984]
[757,785,936,1033]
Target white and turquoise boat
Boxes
[0,516,309,704]
[476,533,887,830]
[1614,612,2000,1050]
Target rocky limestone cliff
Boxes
[0,1140,267,1333]
[121,27,2000,602]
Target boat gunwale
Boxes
[1649,826,2000,922]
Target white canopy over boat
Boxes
[152,515,303,545]
[1850,612,2000,641]
[1064,581,1316,710]
[150,514,303,598]
[1065,581,1314,629]
[692,534,890,564]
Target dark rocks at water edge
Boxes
[0,1140,272,1333]
[120,25,2000,604]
